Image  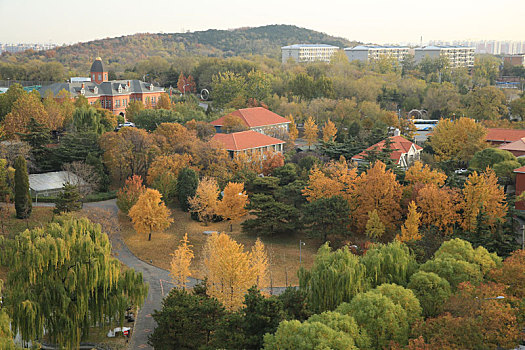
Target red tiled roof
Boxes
[351,136,422,162]
[486,128,525,143]
[499,138,525,152]
[211,130,285,151]
[210,107,290,128]
[513,165,525,174]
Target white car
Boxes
[454,168,468,174]
[119,122,135,128]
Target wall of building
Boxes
[515,172,525,210]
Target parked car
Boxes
[119,122,135,128]
[454,168,468,174]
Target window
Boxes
[98,74,101,81]
[92,74,95,80]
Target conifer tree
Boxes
[177,167,199,211]
[54,183,82,214]
[14,155,31,219]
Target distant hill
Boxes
[1,25,358,73]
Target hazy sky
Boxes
[1,0,524,44]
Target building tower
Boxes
[90,57,108,84]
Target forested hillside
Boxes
[0,25,358,76]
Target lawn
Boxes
[120,206,323,287]
[0,205,55,238]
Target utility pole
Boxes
[299,240,305,265]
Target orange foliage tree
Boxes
[302,157,357,202]
[153,122,199,155]
[405,161,447,187]
[416,184,460,235]
[396,201,422,242]
[490,249,525,299]
[322,119,337,142]
[217,182,248,231]
[261,151,285,176]
[155,93,172,110]
[116,175,147,214]
[2,92,49,138]
[128,188,173,241]
[353,161,402,232]
[202,232,260,310]
[188,177,220,225]
[170,233,194,289]
[147,154,193,201]
[222,114,249,133]
[462,168,507,231]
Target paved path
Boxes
[82,200,199,349]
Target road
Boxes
[82,200,200,349]
[37,199,287,349]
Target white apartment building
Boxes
[281,44,339,63]
[415,46,475,69]
[344,45,410,63]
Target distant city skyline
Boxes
[1,0,524,45]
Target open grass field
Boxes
[0,205,54,238]
[120,206,323,287]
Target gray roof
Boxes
[29,171,85,192]
[281,44,339,49]
[39,79,164,98]
[416,45,475,50]
[90,58,105,72]
[345,45,409,50]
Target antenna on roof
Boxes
[420,36,423,47]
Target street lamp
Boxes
[299,240,306,265]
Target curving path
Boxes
[82,200,200,349]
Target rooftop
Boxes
[90,57,105,72]
[351,136,422,163]
[211,130,285,151]
[29,171,85,193]
[39,79,164,98]
[499,138,525,152]
[486,128,525,143]
[416,45,475,50]
[345,45,409,50]
[281,44,339,49]
[210,107,290,128]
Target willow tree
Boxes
[3,217,148,348]
[0,282,17,350]
[298,243,367,313]
[361,241,418,288]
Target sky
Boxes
[0,0,524,45]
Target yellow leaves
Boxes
[217,182,248,230]
[405,161,447,187]
[128,188,173,240]
[304,116,318,147]
[322,119,337,142]
[1,92,49,138]
[365,209,385,239]
[428,117,487,163]
[416,183,460,234]
[251,238,269,290]
[170,233,194,289]
[203,232,267,310]
[188,177,220,225]
[303,157,357,202]
[287,114,299,143]
[462,168,507,231]
[147,154,193,186]
[354,161,402,232]
[396,201,422,242]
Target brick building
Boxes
[211,130,285,158]
[39,57,165,117]
[514,166,525,210]
[210,107,290,136]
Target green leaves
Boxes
[3,217,148,348]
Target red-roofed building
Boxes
[514,165,525,210]
[498,138,525,157]
[485,128,525,145]
[211,130,285,158]
[210,107,290,136]
[351,136,423,169]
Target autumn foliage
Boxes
[188,177,220,225]
[217,182,248,231]
[170,233,194,289]
[116,175,147,214]
[128,188,173,241]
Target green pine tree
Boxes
[14,155,31,219]
[177,167,199,212]
[54,183,82,214]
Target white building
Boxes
[415,45,475,69]
[281,44,339,63]
[344,45,411,63]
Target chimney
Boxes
[127,80,130,87]
[393,128,401,137]
[81,83,85,89]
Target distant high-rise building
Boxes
[415,46,475,68]
[344,45,411,63]
[0,42,57,53]
[281,44,339,63]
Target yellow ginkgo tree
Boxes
[129,188,173,241]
